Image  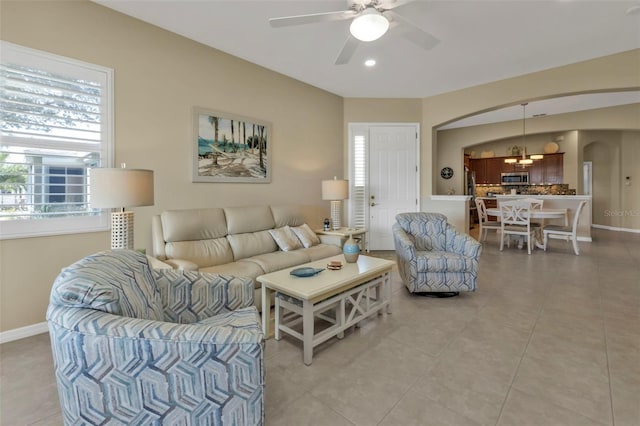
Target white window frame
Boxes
[0,41,113,240]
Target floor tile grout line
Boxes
[493,260,555,426]
[598,258,617,426]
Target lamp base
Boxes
[330,200,342,230]
[111,211,134,250]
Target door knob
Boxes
[370,202,377,207]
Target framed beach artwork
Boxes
[192,107,271,183]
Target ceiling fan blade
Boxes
[335,35,360,65]
[269,10,357,28]
[379,0,416,10]
[384,10,440,50]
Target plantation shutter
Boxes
[0,41,113,238]
[349,127,368,229]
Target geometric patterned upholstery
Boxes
[47,249,264,425]
[50,249,164,320]
[393,213,482,294]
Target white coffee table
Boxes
[257,254,394,365]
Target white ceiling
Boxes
[94,0,640,125]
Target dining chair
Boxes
[520,197,544,232]
[520,198,544,209]
[499,200,537,254]
[475,198,501,242]
[543,200,588,255]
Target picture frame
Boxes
[192,107,271,183]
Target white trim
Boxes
[0,322,48,344]
[592,224,640,234]
[431,195,472,201]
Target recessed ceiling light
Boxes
[364,59,376,67]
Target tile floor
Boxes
[1,228,638,425]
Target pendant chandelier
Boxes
[505,103,543,166]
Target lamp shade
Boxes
[350,8,389,42]
[91,168,154,209]
[322,178,349,200]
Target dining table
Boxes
[486,207,568,249]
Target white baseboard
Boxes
[0,322,48,344]
[592,224,640,234]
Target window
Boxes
[0,41,113,239]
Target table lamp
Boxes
[91,165,154,250]
[322,177,349,230]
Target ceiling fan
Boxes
[269,0,439,65]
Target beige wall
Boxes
[582,130,640,229]
[0,1,343,332]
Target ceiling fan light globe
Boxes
[350,8,389,42]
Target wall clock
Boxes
[440,167,454,179]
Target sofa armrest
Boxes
[445,224,482,259]
[146,255,173,270]
[164,258,199,271]
[154,269,255,323]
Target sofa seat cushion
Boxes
[165,237,233,268]
[228,230,278,261]
[415,251,476,273]
[201,260,266,286]
[246,250,311,274]
[300,244,343,261]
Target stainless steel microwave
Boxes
[501,172,529,185]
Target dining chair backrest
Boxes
[520,198,544,209]
[475,198,489,223]
[500,200,532,226]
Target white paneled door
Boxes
[368,125,419,250]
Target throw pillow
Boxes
[269,226,303,251]
[292,223,320,248]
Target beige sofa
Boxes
[151,205,342,309]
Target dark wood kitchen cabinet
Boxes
[528,153,564,184]
[470,153,563,184]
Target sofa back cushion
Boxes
[228,230,278,261]
[49,250,164,321]
[165,238,234,267]
[161,208,227,242]
[396,212,448,251]
[271,205,306,228]
[224,206,275,234]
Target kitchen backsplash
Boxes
[475,184,576,196]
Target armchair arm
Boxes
[445,224,482,259]
[154,269,255,324]
[392,223,417,259]
[47,305,263,345]
[392,223,418,283]
[47,305,264,425]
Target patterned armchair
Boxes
[47,250,264,425]
[392,212,482,297]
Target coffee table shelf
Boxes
[257,255,394,365]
